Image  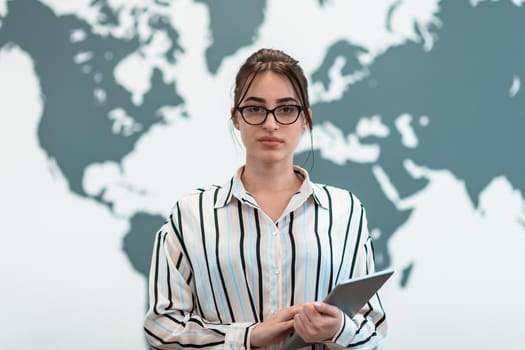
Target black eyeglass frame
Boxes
[236,104,303,125]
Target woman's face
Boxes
[233,71,308,166]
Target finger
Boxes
[280,319,295,331]
[313,302,340,317]
[293,314,307,338]
[294,313,319,343]
[301,303,317,323]
[275,306,295,321]
[271,320,297,345]
[288,303,304,316]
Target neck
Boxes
[241,160,300,193]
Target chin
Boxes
[257,153,291,164]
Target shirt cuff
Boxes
[224,322,256,350]
[331,311,358,346]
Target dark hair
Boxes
[233,48,312,130]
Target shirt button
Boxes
[274,268,280,274]
[272,231,278,236]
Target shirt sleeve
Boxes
[143,215,256,350]
[325,204,388,349]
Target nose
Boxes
[262,111,279,130]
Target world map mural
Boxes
[1,0,525,349]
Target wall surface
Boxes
[1,0,525,349]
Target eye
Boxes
[243,105,265,114]
[247,106,262,112]
[277,105,298,114]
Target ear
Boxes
[231,107,240,130]
[304,108,313,129]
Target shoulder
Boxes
[311,181,363,204]
[169,184,225,214]
[312,182,365,210]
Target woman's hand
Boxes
[250,305,301,348]
[293,302,342,344]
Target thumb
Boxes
[278,305,301,321]
[313,302,340,316]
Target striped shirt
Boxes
[144,166,387,349]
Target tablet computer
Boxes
[283,269,394,350]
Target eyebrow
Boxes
[243,96,299,104]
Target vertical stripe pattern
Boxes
[144,166,387,349]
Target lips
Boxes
[258,136,284,147]
[258,136,284,143]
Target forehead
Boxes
[244,71,298,101]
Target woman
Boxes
[144,48,387,349]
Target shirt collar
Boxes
[213,165,329,210]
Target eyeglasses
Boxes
[236,105,303,125]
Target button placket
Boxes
[273,220,284,313]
